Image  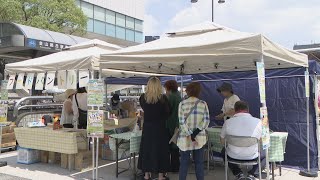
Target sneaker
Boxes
[235,173,246,180]
[248,174,256,180]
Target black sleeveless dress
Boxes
[138,94,170,173]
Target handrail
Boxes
[17,104,62,111]
[13,96,54,118]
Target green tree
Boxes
[0,0,87,35]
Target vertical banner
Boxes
[0,80,8,100]
[0,104,8,122]
[257,62,266,103]
[35,73,45,90]
[7,74,16,90]
[87,79,104,106]
[87,110,104,138]
[67,70,77,89]
[45,72,56,90]
[305,71,310,98]
[260,107,270,149]
[25,73,35,90]
[16,73,25,89]
[79,70,89,88]
[57,71,67,89]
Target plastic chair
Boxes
[224,135,262,180]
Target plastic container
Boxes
[17,147,40,164]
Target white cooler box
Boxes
[17,147,40,164]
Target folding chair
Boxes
[225,135,262,180]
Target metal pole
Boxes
[92,137,95,180]
[96,137,99,179]
[212,0,214,22]
[180,76,184,98]
[306,69,310,172]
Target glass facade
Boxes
[76,0,143,43]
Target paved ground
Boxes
[0,151,319,180]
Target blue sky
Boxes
[144,0,320,49]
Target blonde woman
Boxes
[138,77,170,180]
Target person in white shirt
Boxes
[61,89,76,128]
[216,82,240,121]
[72,84,88,129]
[220,101,265,179]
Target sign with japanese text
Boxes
[25,73,34,90]
[87,110,104,138]
[67,70,77,89]
[87,79,104,106]
[260,107,270,150]
[79,70,89,88]
[16,73,25,89]
[58,71,67,89]
[0,104,8,122]
[7,75,15,90]
[257,62,266,104]
[45,72,56,90]
[0,80,8,101]
[305,71,310,98]
[35,73,45,90]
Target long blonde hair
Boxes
[145,77,163,104]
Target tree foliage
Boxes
[0,0,87,35]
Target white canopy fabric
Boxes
[100,22,308,75]
[5,39,121,74]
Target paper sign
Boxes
[58,71,67,89]
[0,104,8,122]
[7,75,15,90]
[45,72,56,90]
[0,80,8,100]
[87,79,104,106]
[87,110,104,138]
[25,73,34,90]
[260,107,270,150]
[67,70,77,89]
[16,73,25,89]
[79,70,89,88]
[35,73,45,90]
[305,71,310,97]
[257,62,266,104]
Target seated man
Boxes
[220,101,265,180]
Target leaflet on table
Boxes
[260,107,270,150]
[0,104,8,122]
[87,79,104,106]
[256,62,266,104]
[1,80,8,100]
[87,110,104,138]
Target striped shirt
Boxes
[177,97,210,151]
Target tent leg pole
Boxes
[180,76,183,98]
[300,68,318,177]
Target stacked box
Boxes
[17,147,40,164]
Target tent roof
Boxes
[5,39,121,73]
[100,22,308,75]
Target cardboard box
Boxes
[1,142,16,148]
[40,151,49,163]
[17,147,40,164]
[2,125,16,134]
[1,132,16,144]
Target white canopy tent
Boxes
[100,22,307,75]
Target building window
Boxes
[116,13,126,27]
[126,16,135,29]
[94,6,105,22]
[135,31,143,43]
[106,10,116,24]
[116,26,126,40]
[126,29,135,42]
[135,19,143,32]
[81,2,93,18]
[94,20,105,35]
[106,23,116,37]
[87,18,94,32]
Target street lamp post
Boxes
[191,0,225,22]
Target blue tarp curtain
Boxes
[192,60,320,170]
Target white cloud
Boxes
[143,14,161,35]
[163,0,320,48]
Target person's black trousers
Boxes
[169,146,180,172]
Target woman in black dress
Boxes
[138,77,170,180]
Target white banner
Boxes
[35,73,45,90]
[25,73,35,90]
[45,72,56,90]
[16,73,25,89]
[67,70,77,89]
[256,62,266,104]
[79,70,89,88]
[7,74,16,90]
[57,71,67,89]
[305,71,310,98]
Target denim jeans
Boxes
[179,148,204,180]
